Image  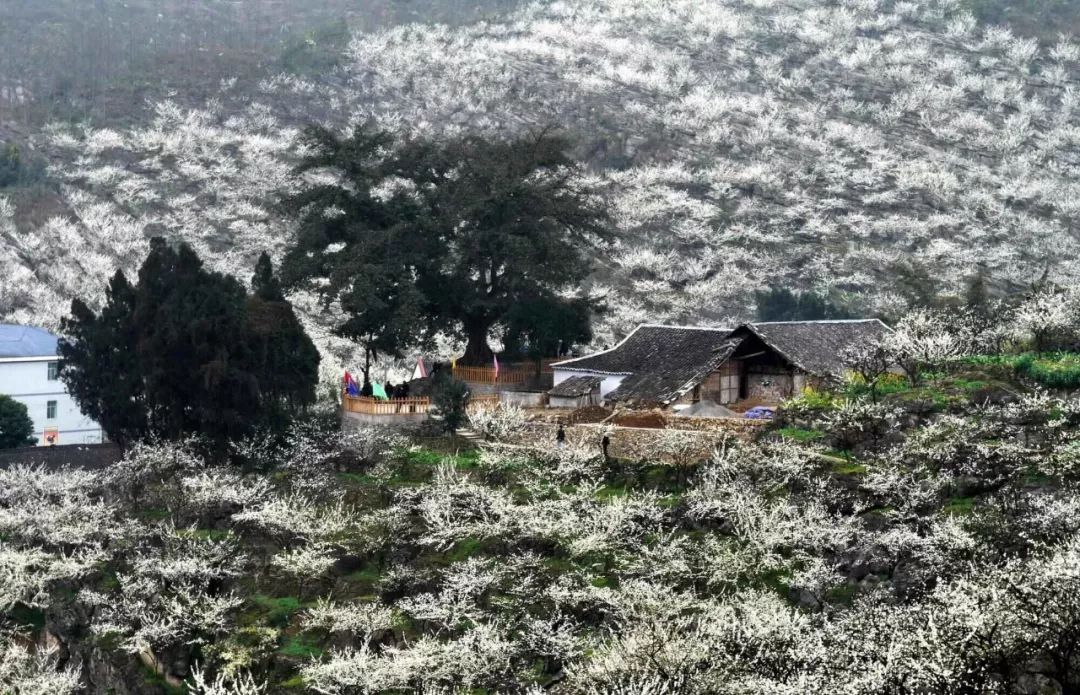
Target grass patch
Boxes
[137,508,172,522]
[777,427,825,442]
[400,447,444,467]
[825,583,858,605]
[442,536,500,564]
[831,460,867,475]
[343,564,385,594]
[1022,466,1056,486]
[179,528,232,542]
[943,496,976,516]
[279,674,306,689]
[248,595,304,628]
[962,353,1080,389]
[277,634,324,660]
[754,568,792,597]
[595,485,630,500]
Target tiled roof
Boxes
[606,340,740,406]
[548,375,602,397]
[736,319,891,377]
[553,324,735,406]
[0,325,59,359]
[552,325,732,376]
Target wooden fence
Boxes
[342,396,432,416]
[342,393,502,417]
[453,359,558,385]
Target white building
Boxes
[0,324,104,446]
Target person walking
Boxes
[601,434,611,462]
[556,423,567,449]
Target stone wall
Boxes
[500,391,548,408]
[513,417,763,463]
[746,366,795,402]
[342,411,429,428]
[664,415,769,436]
[0,442,122,470]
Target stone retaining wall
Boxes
[514,419,760,464]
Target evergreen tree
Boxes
[59,240,319,449]
[283,125,609,368]
[502,296,593,362]
[431,374,470,435]
[282,124,429,384]
[247,252,321,422]
[755,287,851,322]
[0,395,36,449]
[132,239,260,443]
[403,130,610,364]
[59,271,147,447]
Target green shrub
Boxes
[782,387,841,416]
[1016,354,1080,389]
[960,353,1080,389]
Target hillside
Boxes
[5,351,1080,692]
[1,0,1080,359]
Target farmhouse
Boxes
[550,320,890,410]
[0,324,104,445]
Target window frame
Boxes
[47,361,59,381]
[46,400,58,420]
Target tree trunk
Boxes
[462,317,494,366]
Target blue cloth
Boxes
[346,381,360,397]
[744,406,776,420]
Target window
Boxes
[47,361,59,381]
[46,400,57,419]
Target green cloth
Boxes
[372,382,389,400]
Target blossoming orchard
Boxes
[2,0,1080,693]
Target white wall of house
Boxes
[0,357,104,446]
[552,369,625,398]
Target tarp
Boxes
[372,383,389,400]
[744,406,776,420]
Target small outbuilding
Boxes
[547,375,602,409]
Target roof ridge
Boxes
[552,324,646,369]
[552,323,733,370]
[640,323,731,331]
[749,319,884,325]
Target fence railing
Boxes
[342,393,504,417]
[452,362,556,384]
[343,396,431,416]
